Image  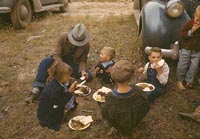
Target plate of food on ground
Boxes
[74,85,91,96]
[135,82,155,91]
[68,115,93,131]
[93,86,112,102]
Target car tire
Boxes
[60,0,69,13]
[11,0,32,29]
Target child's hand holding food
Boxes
[69,81,78,93]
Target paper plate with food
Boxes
[74,85,91,96]
[93,86,112,102]
[135,82,155,91]
[68,115,93,131]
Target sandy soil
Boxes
[65,2,133,20]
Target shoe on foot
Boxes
[177,81,186,90]
[25,87,40,103]
[24,96,32,104]
[31,87,40,102]
[32,92,39,102]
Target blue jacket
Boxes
[37,79,72,131]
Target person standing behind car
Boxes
[25,23,92,103]
[177,6,200,90]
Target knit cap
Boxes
[111,60,134,83]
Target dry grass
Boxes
[0,1,200,139]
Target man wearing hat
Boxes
[25,23,92,102]
[99,60,150,139]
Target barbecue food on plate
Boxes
[69,115,93,130]
[71,119,85,129]
[135,83,155,91]
[74,86,88,94]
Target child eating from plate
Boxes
[37,61,77,131]
[138,47,170,102]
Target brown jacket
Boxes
[180,19,200,51]
[51,33,90,72]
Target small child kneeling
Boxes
[99,60,150,139]
[37,61,77,131]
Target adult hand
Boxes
[69,81,78,93]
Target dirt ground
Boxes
[0,0,200,139]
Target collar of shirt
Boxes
[58,81,69,93]
[112,85,135,98]
[101,60,114,68]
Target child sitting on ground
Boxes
[95,47,116,84]
[177,6,200,90]
[138,47,170,102]
[37,61,77,131]
[99,60,150,139]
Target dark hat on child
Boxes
[111,60,134,83]
[68,23,89,46]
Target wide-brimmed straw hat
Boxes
[68,23,89,46]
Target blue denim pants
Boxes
[33,56,92,88]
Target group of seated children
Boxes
[29,10,200,137]
[36,45,169,139]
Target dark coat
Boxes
[180,19,200,51]
[95,60,115,83]
[37,79,73,131]
[99,86,150,136]
[51,33,90,72]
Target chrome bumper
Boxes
[0,7,11,13]
[144,41,179,60]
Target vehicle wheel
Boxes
[60,0,69,13]
[11,0,32,29]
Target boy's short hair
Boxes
[149,47,162,55]
[48,61,72,82]
[102,47,116,59]
[195,6,200,20]
[111,60,134,83]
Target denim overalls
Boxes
[145,63,166,102]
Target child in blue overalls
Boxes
[95,47,116,84]
[138,47,170,102]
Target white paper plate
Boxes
[135,82,155,91]
[74,85,91,96]
[68,116,91,130]
[93,91,106,102]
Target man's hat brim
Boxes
[67,27,89,47]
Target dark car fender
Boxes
[140,1,190,49]
[0,0,16,8]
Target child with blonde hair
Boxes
[37,61,77,131]
[177,6,200,90]
[95,47,116,84]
